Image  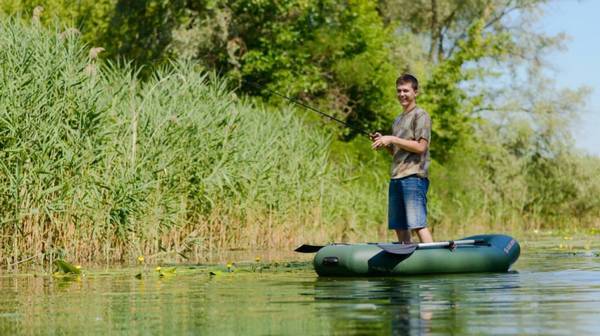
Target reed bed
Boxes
[0,19,389,265]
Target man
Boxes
[371,74,434,244]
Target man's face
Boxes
[396,82,417,109]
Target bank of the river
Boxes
[3,226,599,272]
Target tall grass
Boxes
[0,19,388,264]
[428,123,600,237]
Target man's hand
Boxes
[369,132,382,141]
[371,134,395,150]
[369,132,382,150]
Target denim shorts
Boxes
[388,176,429,230]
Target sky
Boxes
[540,0,600,156]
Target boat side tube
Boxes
[313,234,520,277]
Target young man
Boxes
[371,74,434,244]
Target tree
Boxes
[170,0,400,137]
[378,0,565,161]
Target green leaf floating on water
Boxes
[54,259,82,274]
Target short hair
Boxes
[396,74,419,91]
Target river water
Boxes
[0,236,599,335]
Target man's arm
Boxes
[372,136,428,154]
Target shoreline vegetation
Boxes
[1,19,392,266]
[1,6,599,267]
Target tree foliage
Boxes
[170,0,400,136]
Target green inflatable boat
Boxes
[296,234,520,277]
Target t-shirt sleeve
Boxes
[414,111,431,142]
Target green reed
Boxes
[0,19,388,264]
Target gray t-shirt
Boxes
[390,106,431,179]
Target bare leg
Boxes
[415,227,433,243]
[394,229,411,244]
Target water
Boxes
[1,237,599,335]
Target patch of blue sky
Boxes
[540,0,600,156]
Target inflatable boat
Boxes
[296,234,520,277]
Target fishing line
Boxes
[243,80,372,137]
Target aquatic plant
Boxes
[0,18,386,264]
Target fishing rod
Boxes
[244,80,373,137]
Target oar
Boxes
[378,239,488,255]
[295,239,487,254]
[294,244,329,253]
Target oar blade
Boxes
[294,244,325,253]
[377,243,418,255]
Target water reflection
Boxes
[312,273,528,336]
[314,278,432,335]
